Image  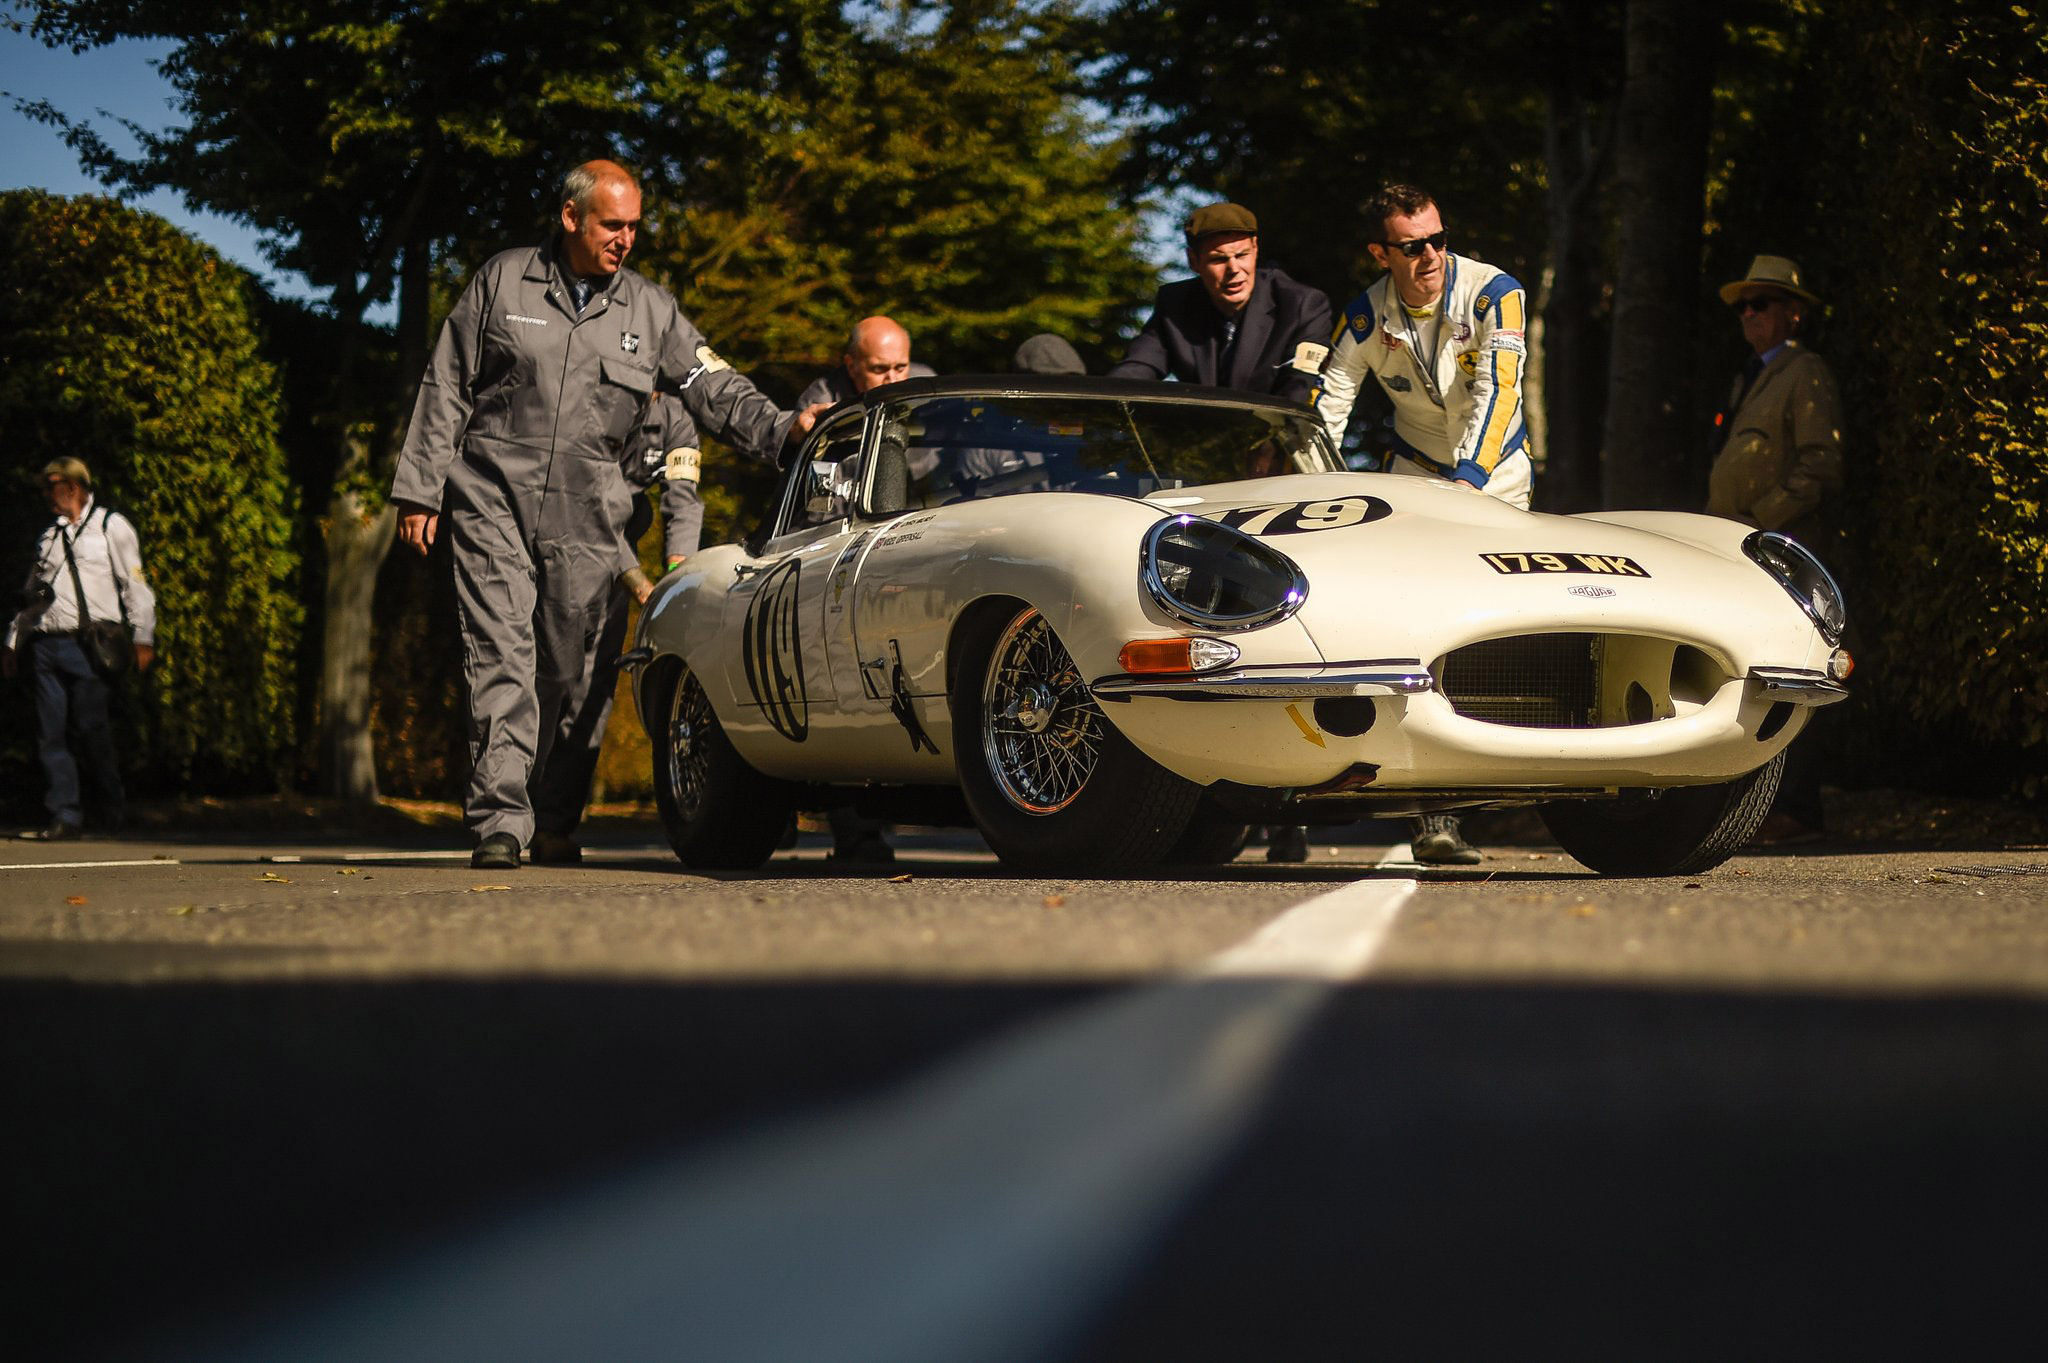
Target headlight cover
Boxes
[1141,515,1307,630]
[1743,530,1847,644]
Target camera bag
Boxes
[57,509,133,679]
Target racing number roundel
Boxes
[1214,496,1392,535]
[742,558,808,741]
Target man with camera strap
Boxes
[4,457,156,841]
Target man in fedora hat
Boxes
[1710,253,1845,844]
[1708,254,1843,543]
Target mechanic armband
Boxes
[1292,341,1331,373]
[664,446,702,484]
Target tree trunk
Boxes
[318,490,396,806]
[314,233,435,807]
[1541,102,1610,513]
[1533,0,1620,513]
[1601,0,1717,510]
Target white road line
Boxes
[0,858,180,871]
[202,859,1416,1363]
[258,851,482,864]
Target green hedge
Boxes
[0,192,301,791]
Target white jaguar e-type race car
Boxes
[627,377,1849,877]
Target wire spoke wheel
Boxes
[651,663,791,870]
[979,608,1104,814]
[665,670,715,824]
[952,602,1201,873]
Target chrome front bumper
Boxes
[1746,666,1850,707]
[1092,659,1434,702]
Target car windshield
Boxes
[865,392,1342,513]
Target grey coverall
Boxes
[526,394,705,841]
[392,242,790,846]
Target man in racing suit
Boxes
[392,159,820,869]
[1313,185,1534,510]
[1313,185,1535,864]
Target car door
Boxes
[718,410,868,758]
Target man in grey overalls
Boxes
[392,159,819,869]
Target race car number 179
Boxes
[1213,496,1392,535]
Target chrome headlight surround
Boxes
[1140,515,1308,631]
[1743,530,1847,644]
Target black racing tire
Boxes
[952,603,1201,875]
[1165,799,1253,865]
[651,663,794,870]
[1539,751,1786,877]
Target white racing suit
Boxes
[1312,253,1534,508]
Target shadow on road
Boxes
[7,971,2047,1358]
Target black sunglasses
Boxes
[1733,294,1782,315]
[1385,231,1448,259]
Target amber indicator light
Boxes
[1119,638,1195,673]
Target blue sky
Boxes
[1,22,324,303]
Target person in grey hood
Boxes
[392,158,822,869]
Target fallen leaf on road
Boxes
[1524,853,1548,860]
[888,873,914,884]
[65,895,87,906]
[1684,882,1702,890]
[257,872,292,884]
[1734,868,1752,876]
[168,905,196,916]
[1043,894,1066,908]
[336,868,360,876]
[1570,903,1597,917]
[469,884,513,893]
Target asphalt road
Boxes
[5,822,2046,1359]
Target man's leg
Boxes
[449,505,541,851]
[65,651,125,831]
[30,637,84,832]
[827,807,894,864]
[530,554,629,859]
[1411,812,1481,865]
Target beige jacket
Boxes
[1707,342,1843,536]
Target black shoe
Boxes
[529,832,583,865]
[830,834,896,865]
[1411,814,1481,866]
[19,821,83,842]
[472,832,521,870]
[1265,825,1310,863]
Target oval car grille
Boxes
[1438,633,1600,728]
[1435,633,1731,729]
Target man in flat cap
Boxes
[1110,203,1332,864]
[1108,202,1333,407]
[1709,253,1845,845]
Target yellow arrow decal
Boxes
[1285,703,1326,748]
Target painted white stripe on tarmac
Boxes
[0,858,180,871]
[204,859,1415,1363]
